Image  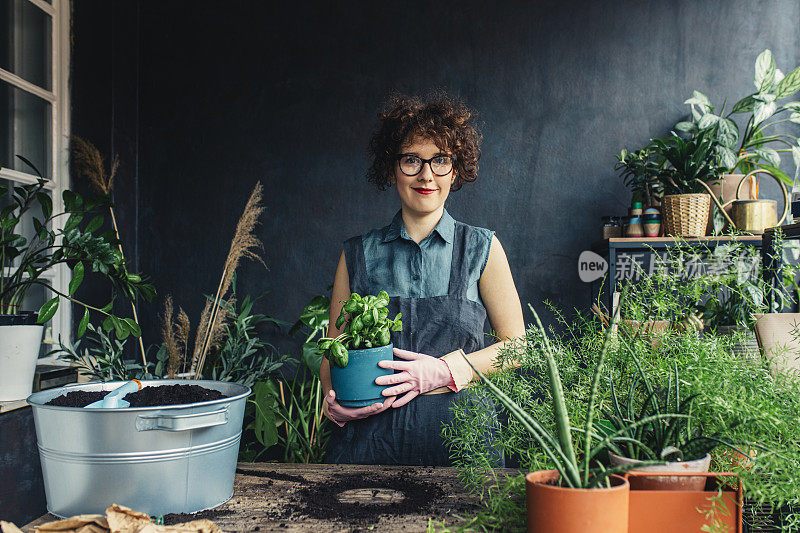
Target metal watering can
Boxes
[696,169,789,234]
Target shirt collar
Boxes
[381,209,454,244]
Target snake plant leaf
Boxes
[37,296,59,324]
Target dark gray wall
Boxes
[71,0,800,354]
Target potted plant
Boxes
[603,359,751,491]
[649,130,723,237]
[676,50,800,191]
[316,291,402,407]
[615,145,665,209]
[464,302,678,533]
[0,157,152,401]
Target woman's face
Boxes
[392,136,455,217]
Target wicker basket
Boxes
[662,193,711,237]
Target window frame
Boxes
[0,0,72,362]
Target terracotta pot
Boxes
[608,452,711,491]
[525,469,629,533]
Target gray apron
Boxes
[325,221,502,466]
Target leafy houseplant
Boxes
[316,291,402,407]
[0,157,153,401]
[615,145,665,208]
[646,130,723,237]
[676,50,800,188]
[465,302,680,533]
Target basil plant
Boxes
[0,156,154,338]
[676,49,800,188]
[316,291,402,368]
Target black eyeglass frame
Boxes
[394,153,457,177]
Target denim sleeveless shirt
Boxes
[324,210,502,466]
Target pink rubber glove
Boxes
[374,347,455,408]
[323,390,396,427]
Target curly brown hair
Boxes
[366,90,482,191]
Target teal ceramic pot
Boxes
[329,343,395,407]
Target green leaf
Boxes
[755,49,776,92]
[759,164,794,187]
[102,315,114,331]
[302,341,323,378]
[674,121,697,133]
[37,297,59,324]
[716,146,737,170]
[62,190,83,212]
[77,308,90,338]
[717,118,739,148]
[753,99,777,126]
[697,113,719,129]
[731,94,756,114]
[789,112,800,125]
[123,318,142,338]
[85,215,104,234]
[684,90,711,109]
[755,147,781,167]
[16,155,44,178]
[68,262,84,296]
[776,65,800,98]
[64,213,83,233]
[113,316,130,340]
[36,192,52,219]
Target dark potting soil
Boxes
[45,390,107,407]
[161,509,235,525]
[296,470,446,524]
[45,384,227,407]
[124,384,226,407]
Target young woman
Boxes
[321,91,525,465]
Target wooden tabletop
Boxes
[25,462,518,533]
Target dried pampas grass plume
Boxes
[70,136,118,195]
[161,296,180,378]
[191,182,265,377]
[70,136,148,368]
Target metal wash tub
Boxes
[27,380,250,517]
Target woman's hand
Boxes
[323,390,396,427]
[375,348,455,408]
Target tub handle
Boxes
[135,407,229,432]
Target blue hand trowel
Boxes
[85,379,142,408]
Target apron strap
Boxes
[343,235,371,296]
[446,222,472,298]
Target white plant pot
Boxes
[609,451,711,491]
[0,324,44,401]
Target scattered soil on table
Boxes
[45,384,227,407]
[161,509,235,525]
[296,470,445,524]
[236,467,308,483]
[45,390,107,407]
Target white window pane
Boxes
[0,0,52,91]
[0,81,51,176]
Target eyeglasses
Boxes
[395,154,456,177]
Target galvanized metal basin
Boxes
[27,380,250,517]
